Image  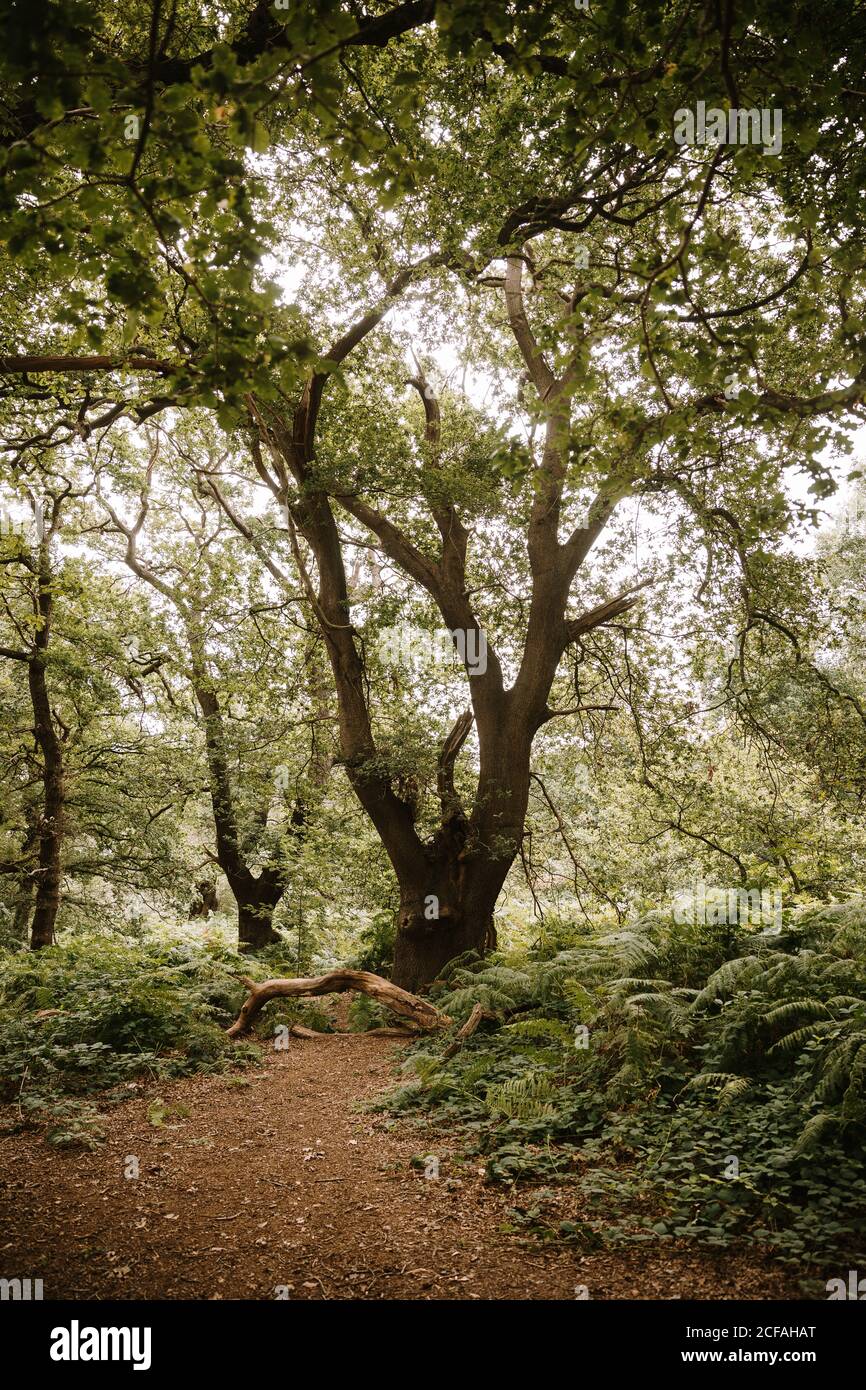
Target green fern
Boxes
[484,1070,557,1121]
[792,1109,839,1155]
[763,999,829,1029]
[504,1017,573,1044]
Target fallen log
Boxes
[227,969,451,1038]
[285,1023,326,1039]
[441,1002,498,1059]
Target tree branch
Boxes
[504,255,556,400]
[437,708,473,821]
[565,578,654,642]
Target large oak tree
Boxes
[1,1,865,984]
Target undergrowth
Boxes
[0,936,273,1147]
[378,902,866,1274]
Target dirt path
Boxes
[0,1034,804,1300]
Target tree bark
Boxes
[390,841,503,992]
[28,656,64,949]
[236,894,281,951]
[9,809,39,942]
[227,969,450,1037]
[192,669,286,951]
[28,543,65,950]
[189,877,219,918]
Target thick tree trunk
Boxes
[390,723,530,990]
[391,913,491,993]
[391,875,499,992]
[237,895,280,951]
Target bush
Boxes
[0,936,258,1146]
[350,910,395,975]
[379,902,866,1272]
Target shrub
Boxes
[379,902,866,1271]
[0,936,258,1145]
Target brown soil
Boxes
[0,1033,806,1300]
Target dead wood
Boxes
[227,969,451,1038]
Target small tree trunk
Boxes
[12,886,34,941]
[192,669,287,952]
[28,650,64,950]
[189,878,219,919]
[10,812,38,942]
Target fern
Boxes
[792,1109,839,1155]
[768,1022,834,1056]
[693,955,763,1006]
[763,999,829,1029]
[683,1070,744,1093]
[504,1017,573,1043]
[484,1071,557,1121]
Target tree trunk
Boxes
[28,540,65,951]
[237,895,280,951]
[189,877,218,918]
[192,668,287,952]
[12,883,34,942]
[389,721,529,990]
[391,913,492,993]
[27,681,64,950]
[391,875,498,992]
[10,810,39,942]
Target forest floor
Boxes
[0,1032,806,1300]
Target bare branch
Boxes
[566,578,654,641]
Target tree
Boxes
[1,1,865,984]
[0,489,67,945]
[93,422,333,949]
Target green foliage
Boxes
[485,1071,557,1122]
[0,935,257,1145]
[382,904,866,1270]
[255,1001,335,1037]
[350,910,396,976]
[347,993,388,1032]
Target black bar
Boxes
[4,1296,861,1377]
